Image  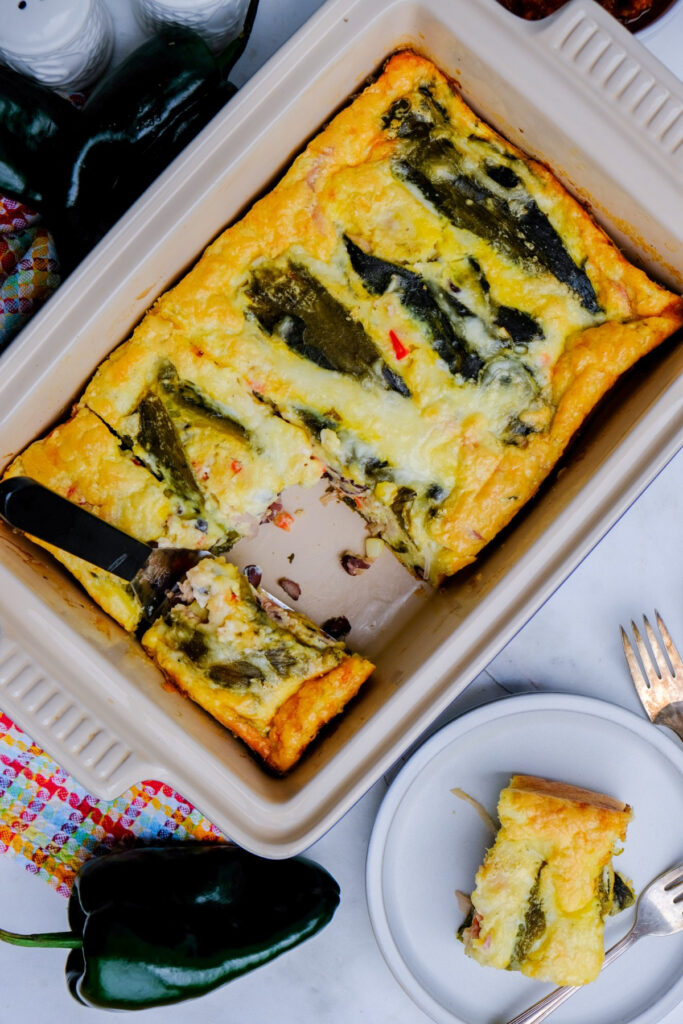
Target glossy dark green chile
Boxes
[0,0,260,275]
[0,844,340,1010]
[0,66,77,210]
[60,27,238,269]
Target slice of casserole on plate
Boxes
[460,774,634,985]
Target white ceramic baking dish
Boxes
[0,0,681,857]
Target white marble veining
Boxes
[0,2,681,1022]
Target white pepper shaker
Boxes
[132,0,249,55]
[0,0,113,94]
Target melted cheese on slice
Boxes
[142,558,346,732]
[83,327,323,536]
[462,775,633,985]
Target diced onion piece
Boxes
[365,537,384,561]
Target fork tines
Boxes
[621,612,683,722]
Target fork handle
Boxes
[504,929,639,1024]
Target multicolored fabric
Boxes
[0,712,224,898]
[0,188,221,895]
[0,197,60,352]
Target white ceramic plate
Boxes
[366,693,683,1024]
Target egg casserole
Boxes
[460,774,634,985]
[4,51,682,768]
[143,558,372,772]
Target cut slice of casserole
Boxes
[460,774,634,985]
[141,558,373,772]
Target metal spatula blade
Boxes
[0,476,207,622]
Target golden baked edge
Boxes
[144,636,373,774]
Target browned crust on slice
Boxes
[510,774,628,813]
[266,654,372,771]
[142,634,373,773]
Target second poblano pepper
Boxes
[0,843,340,1010]
[0,0,260,274]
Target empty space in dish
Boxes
[0,0,680,855]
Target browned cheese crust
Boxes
[462,773,633,984]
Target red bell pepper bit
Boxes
[273,510,294,531]
[389,329,409,360]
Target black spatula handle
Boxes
[0,476,151,581]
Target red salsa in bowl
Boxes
[496,0,677,31]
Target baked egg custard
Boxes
[460,775,634,985]
[5,51,682,769]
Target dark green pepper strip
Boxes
[344,235,483,380]
[247,261,411,396]
[0,844,340,1011]
[385,87,601,313]
[136,392,204,507]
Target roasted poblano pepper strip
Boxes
[385,88,601,313]
[0,844,340,1010]
[136,392,204,507]
[247,261,411,396]
[494,305,542,346]
[508,865,546,970]
[158,361,251,443]
[344,236,483,379]
[610,871,636,914]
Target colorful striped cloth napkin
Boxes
[0,711,224,898]
[0,197,60,352]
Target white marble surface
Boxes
[0,2,681,1022]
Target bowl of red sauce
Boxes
[496,0,678,31]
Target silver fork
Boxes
[621,612,683,742]
[505,864,683,1024]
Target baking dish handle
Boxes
[527,0,683,169]
[0,620,151,799]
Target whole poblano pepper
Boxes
[0,0,260,274]
[0,843,340,1010]
[0,66,78,212]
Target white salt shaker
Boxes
[132,0,249,55]
[0,0,113,94]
